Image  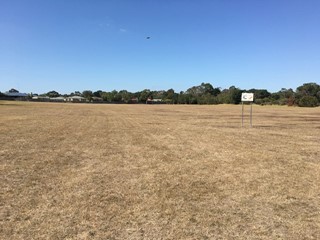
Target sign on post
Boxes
[241,93,254,127]
[241,93,254,102]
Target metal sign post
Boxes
[241,93,254,128]
[250,102,253,128]
[241,102,244,127]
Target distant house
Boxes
[50,96,66,102]
[146,98,163,104]
[3,91,28,100]
[128,97,139,104]
[32,96,50,101]
[65,96,87,102]
[91,97,103,102]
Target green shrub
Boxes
[298,96,319,107]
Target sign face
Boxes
[241,93,254,102]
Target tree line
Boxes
[1,82,319,107]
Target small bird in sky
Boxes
[146,36,151,39]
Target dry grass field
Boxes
[1,101,319,239]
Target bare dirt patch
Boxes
[1,101,319,239]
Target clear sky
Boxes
[1,0,320,94]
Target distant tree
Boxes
[230,86,243,104]
[189,96,198,104]
[295,83,320,105]
[93,90,103,98]
[270,92,280,101]
[186,83,220,97]
[217,86,242,104]
[100,91,113,102]
[298,96,319,107]
[9,88,19,93]
[165,89,175,99]
[201,83,215,95]
[296,82,320,96]
[119,90,132,102]
[186,84,203,96]
[317,91,320,102]
[172,93,179,104]
[248,89,271,99]
[212,87,221,97]
[153,90,165,99]
[163,89,178,103]
[112,90,122,102]
[82,90,93,100]
[183,83,221,104]
[47,91,60,98]
[139,89,151,102]
[198,94,218,104]
[177,92,188,104]
[269,88,295,105]
[280,88,295,99]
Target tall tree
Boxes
[93,90,103,97]
[296,83,320,107]
[47,91,60,98]
[9,88,19,93]
[217,86,242,104]
[139,89,151,102]
[296,82,320,97]
[82,90,93,100]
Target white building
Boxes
[65,96,87,102]
[50,97,66,102]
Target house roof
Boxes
[68,96,85,99]
[32,96,49,99]
[50,97,65,100]
[4,92,28,97]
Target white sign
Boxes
[241,93,254,102]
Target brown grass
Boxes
[1,101,319,239]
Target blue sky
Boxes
[1,0,320,94]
